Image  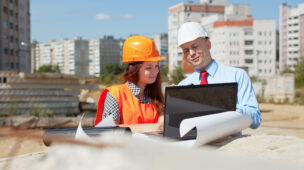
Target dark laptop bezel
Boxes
[163,83,238,140]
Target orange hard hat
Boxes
[122,35,166,63]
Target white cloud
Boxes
[123,13,133,19]
[95,13,111,20]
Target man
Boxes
[177,22,261,129]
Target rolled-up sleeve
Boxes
[236,70,262,129]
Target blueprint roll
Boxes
[179,111,252,146]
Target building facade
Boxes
[151,33,168,68]
[31,37,89,76]
[168,0,226,72]
[168,1,276,79]
[0,0,30,72]
[279,3,304,72]
[88,36,123,77]
[210,16,276,78]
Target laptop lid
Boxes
[163,83,237,140]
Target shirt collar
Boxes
[194,60,218,78]
[126,81,140,96]
[126,81,149,104]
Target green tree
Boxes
[295,59,304,88]
[250,76,258,83]
[35,65,60,73]
[104,63,122,75]
[161,65,169,82]
[100,63,125,85]
[169,65,185,84]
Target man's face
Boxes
[180,37,212,71]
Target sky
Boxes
[31,0,304,42]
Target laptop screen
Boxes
[163,83,237,140]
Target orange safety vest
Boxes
[95,84,159,126]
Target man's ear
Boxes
[206,39,211,50]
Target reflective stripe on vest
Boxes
[94,84,158,126]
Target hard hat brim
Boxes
[123,56,166,63]
[144,56,166,61]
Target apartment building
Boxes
[88,36,123,77]
[210,18,276,78]
[168,1,276,79]
[0,0,30,72]
[168,0,226,72]
[32,37,89,76]
[279,3,304,72]
[151,33,168,68]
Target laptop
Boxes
[163,83,237,140]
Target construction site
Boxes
[0,71,303,170]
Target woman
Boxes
[95,35,165,132]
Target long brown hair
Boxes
[123,62,164,115]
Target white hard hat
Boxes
[178,22,208,47]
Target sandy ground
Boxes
[0,103,303,159]
[0,130,47,158]
[243,103,304,138]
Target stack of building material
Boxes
[0,71,99,116]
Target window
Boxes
[3,7,8,14]
[4,48,9,55]
[245,50,253,55]
[245,59,253,64]
[245,31,253,36]
[244,40,253,45]
[9,23,13,29]
[10,49,14,55]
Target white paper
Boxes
[95,115,116,127]
[179,111,252,146]
[75,114,92,141]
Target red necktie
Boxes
[200,71,208,85]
